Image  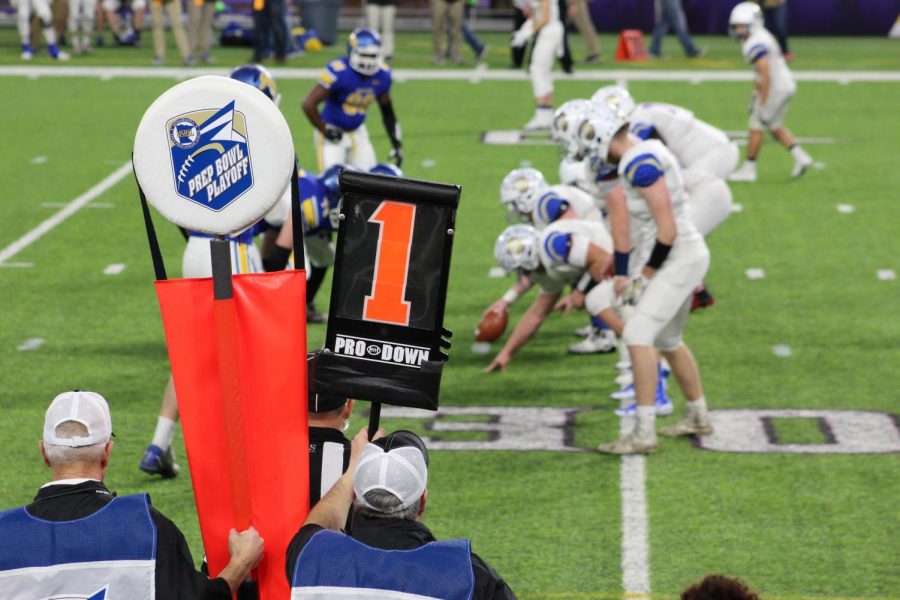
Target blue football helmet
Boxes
[347,28,382,76]
[369,163,403,178]
[320,164,347,206]
[229,64,281,105]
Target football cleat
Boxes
[53,50,71,61]
[611,383,635,400]
[728,161,757,182]
[21,50,33,61]
[523,109,554,132]
[791,152,813,178]
[573,324,594,337]
[307,303,328,324]
[615,369,633,388]
[658,415,714,437]
[568,328,616,354]
[615,392,674,417]
[597,433,658,455]
[139,444,180,479]
[691,286,715,311]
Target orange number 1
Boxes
[363,201,416,326]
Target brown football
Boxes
[475,309,509,342]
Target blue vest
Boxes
[0,494,157,599]
[292,529,475,600]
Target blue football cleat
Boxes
[139,444,180,479]
[615,377,674,417]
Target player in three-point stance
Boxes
[484,221,622,373]
[301,28,402,172]
[727,1,812,182]
[579,104,714,455]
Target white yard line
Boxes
[619,417,651,597]
[17,337,45,351]
[103,263,126,275]
[0,162,132,266]
[1,65,900,83]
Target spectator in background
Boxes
[252,0,289,63]
[432,0,463,64]
[681,575,761,600]
[366,0,396,60]
[188,0,217,64]
[461,0,488,63]
[0,390,263,598]
[568,0,600,62]
[286,429,518,599]
[758,0,792,61]
[649,0,704,58]
[150,0,194,65]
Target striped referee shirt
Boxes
[308,426,352,507]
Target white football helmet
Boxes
[729,2,763,39]
[578,104,628,163]
[591,85,636,118]
[494,224,540,273]
[499,168,549,216]
[551,99,593,161]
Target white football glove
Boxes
[618,274,649,307]
[510,21,534,48]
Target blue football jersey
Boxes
[299,171,338,235]
[319,56,392,132]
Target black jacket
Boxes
[286,516,517,600]
[25,480,231,600]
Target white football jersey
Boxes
[530,0,560,26]
[742,28,796,94]
[532,219,612,293]
[618,140,702,265]
[629,102,732,169]
[531,184,603,230]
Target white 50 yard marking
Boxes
[0,162,131,266]
[618,417,651,598]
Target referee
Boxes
[308,356,355,508]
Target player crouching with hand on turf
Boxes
[728,1,813,182]
[579,103,713,455]
[484,220,622,373]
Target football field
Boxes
[0,32,899,598]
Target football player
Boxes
[262,164,343,323]
[301,28,402,172]
[139,65,276,478]
[579,104,714,455]
[511,0,564,131]
[484,222,622,372]
[16,0,70,60]
[67,0,97,54]
[728,1,813,182]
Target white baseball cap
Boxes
[43,390,113,447]
[353,439,428,513]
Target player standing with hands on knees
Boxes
[302,28,403,172]
[579,104,713,455]
[728,1,812,182]
[511,0,563,131]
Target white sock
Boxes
[151,416,177,450]
[790,145,810,161]
[686,396,708,420]
[635,405,656,440]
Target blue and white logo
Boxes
[166,100,254,212]
[46,585,108,600]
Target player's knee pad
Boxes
[655,333,683,353]
[585,280,614,315]
[101,0,116,12]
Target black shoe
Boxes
[584,53,602,64]
[307,304,328,323]
[687,48,707,58]
[139,444,180,479]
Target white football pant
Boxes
[314,123,377,171]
